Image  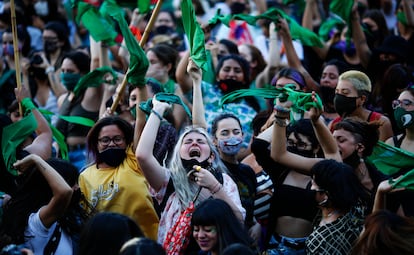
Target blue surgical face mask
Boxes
[218,136,243,155]
[60,72,81,91]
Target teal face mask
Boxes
[60,72,81,91]
[394,107,414,129]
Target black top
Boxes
[223,161,257,228]
[55,95,98,138]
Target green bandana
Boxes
[107,0,149,87]
[139,92,192,120]
[208,8,323,48]
[2,112,37,176]
[219,85,322,124]
[367,141,414,176]
[389,170,414,190]
[75,1,117,45]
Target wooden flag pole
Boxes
[10,0,23,116]
[110,0,164,113]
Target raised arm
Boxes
[187,59,206,128]
[256,22,281,89]
[302,0,329,60]
[15,87,52,160]
[277,18,320,92]
[133,85,148,150]
[13,154,72,228]
[175,50,193,94]
[372,178,405,213]
[309,93,342,161]
[351,3,371,69]
[402,0,414,27]
[271,101,321,173]
[136,98,171,191]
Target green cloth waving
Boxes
[75,1,117,45]
[208,8,323,48]
[107,0,149,87]
[74,66,118,97]
[367,141,414,176]
[181,0,207,71]
[390,170,414,190]
[2,112,37,176]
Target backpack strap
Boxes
[43,223,62,255]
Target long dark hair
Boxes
[311,159,369,212]
[78,212,144,255]
[191,199,254,254]
[0,158,86,249]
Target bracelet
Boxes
[45,66,55,74]
[274,104,290,113]
[211,182,222,195]
[274,116,289,127]
[151,109,163,121]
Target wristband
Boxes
[151,109,163,121]
[274,104,290,113]
[21,98,36,113]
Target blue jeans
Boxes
[265,235,307,255]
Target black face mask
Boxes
[181,158,210,173]
[343,150,361,169]
[44,40,59,54]
[97,148,126,167]
[154,25,174,35]
[287,146,314,158]
[320,86,336,111]
[217,79,247,95]
[30,67,48,80]
[334,94,358,117]
[230,2,246,14]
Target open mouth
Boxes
[189,148,201,157]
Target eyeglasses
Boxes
[392,99,414,109]
[286,139,311,150]
[98,136,125,146]
[314,189,326,193]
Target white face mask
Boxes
[34,1,49,16]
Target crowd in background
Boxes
[0,0,413,254]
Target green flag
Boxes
[367,141,414,176]
[208,9,232,27]
[107,0,149,87]
[180,0,207,71]
[329,0,353,41]
[2,112,37,176]
[209,8,323,48]
[73,66,118,97]
[390,170,414,190]
[75,1,118,45]
[318,14,346,42]
[138,0,151,13]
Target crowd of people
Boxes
[0,0,413,254]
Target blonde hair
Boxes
[168,126,228,210]
[339,70,372,95]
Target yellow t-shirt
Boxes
[79,146,159,240]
